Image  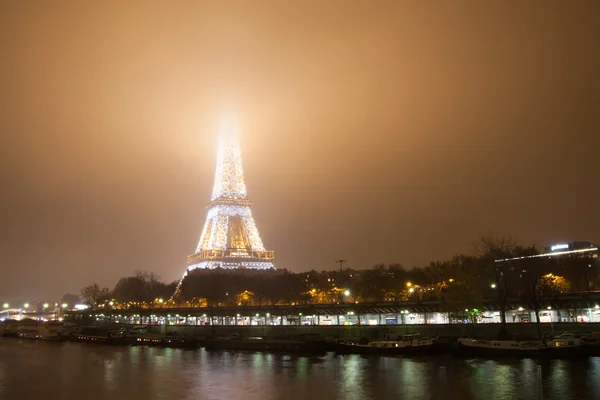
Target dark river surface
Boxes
[1,339,600,400]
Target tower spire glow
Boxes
[186,119,274,270]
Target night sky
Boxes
[1,1,599,301]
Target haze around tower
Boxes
[218,112,240,145]
[1,1,598,300]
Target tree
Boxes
[438,255,484,315]
[261,270,303,306]
[61,293,81,307]
[112,277,147,302]
[111,271,178,304]
[80,283,112,307]
[474,233,532,338]
[357,265,388,302]
[384,264,408,302]
[539,273,570,298]
[425,261,451,300]
[518,256,550,339]
[178,269,229,307]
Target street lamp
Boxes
[490,283,496,289]
[2,303,8,309]
[409,288,415,293]
[344,290,350,297]
[406,282,412,287]
[62,303,68,308]
[24,303,29,308]
[43,303,49,309]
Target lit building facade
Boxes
[495,241,599,264]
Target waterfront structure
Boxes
[186,120,274,271]
[66,294,600,327]
[495,241,599,264]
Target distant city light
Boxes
[344,290,350,296]
[2,303,8,309]
[409,288,415,293]
[109,301,114,306]
[43,303,49,309]
[158,298,164,304]
[551,244,569,251]
[406,282,412,287]
[490,283,496,289]
[61,303,68,308]
[74,304,89,311]
[23,303,29,308]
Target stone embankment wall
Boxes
[136,322,600,340]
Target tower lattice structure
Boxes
[186,134,275,271]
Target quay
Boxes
[63,293,600,341]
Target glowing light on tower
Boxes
[210,115,247,202]
[183,116,274,271]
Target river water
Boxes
[1,339,600,400]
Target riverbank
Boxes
[97,322,600,341]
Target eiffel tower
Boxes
[185,121,275,271]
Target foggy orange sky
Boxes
[1,1,599,301]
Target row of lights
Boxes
[2,303,69,309]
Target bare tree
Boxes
[81,283,111,307]
[473,233,532,338]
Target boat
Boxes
[456,336,584,358]
[17,319,66,341]
[69,326,134,346]
[131,331,202,349]
[204,335,327,354]
[0,319,20,337]
[333,333,437,355]
[158,333,202,349]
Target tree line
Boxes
[79,235,598,336]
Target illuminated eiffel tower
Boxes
[185,119,275,271]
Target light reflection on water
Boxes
[1,339,600,400]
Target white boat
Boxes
[457,337,583,357]
[18,319,66,341]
